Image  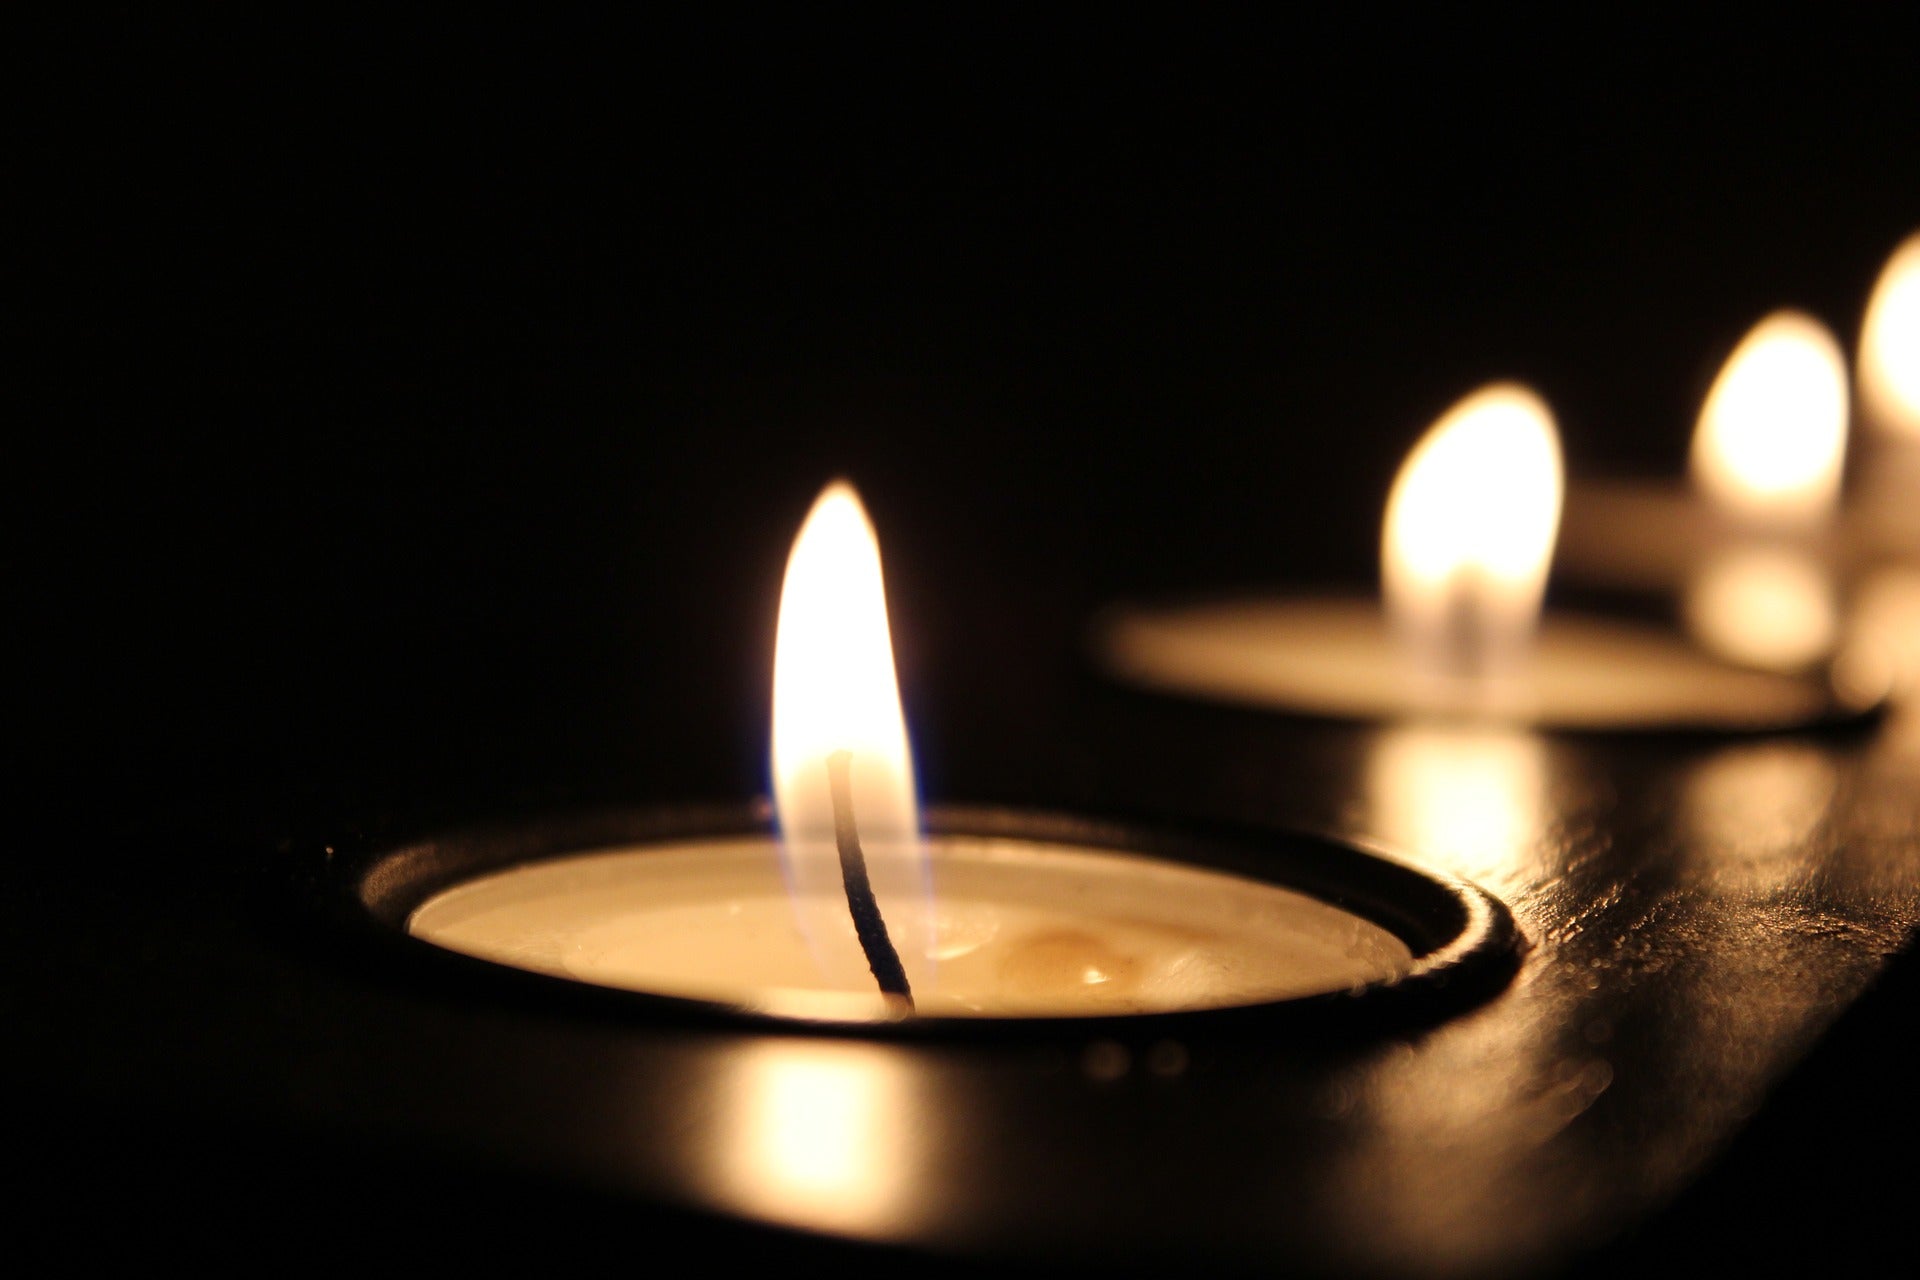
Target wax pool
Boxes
[407,834,1416,1019]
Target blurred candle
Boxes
[1690,311,1849,529]
[1556,309,1851,619]
[1842,232,1920,698]
[1681,311,1849,671]
[1857,231,1920,442]
[1848,233,1920,556]
[1095,382,1874,729]
[1383,384,1562,687]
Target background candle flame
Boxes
[1682,311,1846,671]
[1382,383,1563,682]
[771,481,929,988]
[1689,310,1848,526]
[1858,232,1920,440]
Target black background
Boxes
[12,10,1920,1272]
[18,11,1918,831]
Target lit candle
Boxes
[1859,232,1920,422]
[1559,232,1920,623]
[1556,310,1853,673]
[1681,312,1850,670]
[390,482,1513,1022]
[1851,231,1920,516]
[1095,383,1882,729]
[1841,231,1920,693]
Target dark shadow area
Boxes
[13,10,1920,1276]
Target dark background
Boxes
[11,10,1920,1272]
[18,11,1919,832]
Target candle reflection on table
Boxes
[1328,716,1599,1278]
[706,1040,928,1237]
[1309,720,1899,1276]
[1364,725,1551,895]
[1096,380,1870,728]
[1680,743,1837,890]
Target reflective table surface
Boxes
[23,673,1920,1277]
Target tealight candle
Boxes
[1560,235,1920,680]
[1555,309,1852,643]
[1838,230,1920,561]
[1840,232,1920,697]
[388,483,1515,1024]
[1095,383,1884,730]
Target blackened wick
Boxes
[826,749,915,1009]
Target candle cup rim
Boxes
[304,801,1523,1040]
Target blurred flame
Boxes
[771,482,928,986]
[1690,311,1848,526]
[1382,383,1563,680]
[1859,232,1920,439]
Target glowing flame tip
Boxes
[769,479,926,988]
[1690,309,1848,524]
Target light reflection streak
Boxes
[1364,724,1550,893]
[1681,743,1836,886]
[706,1039,927,1237]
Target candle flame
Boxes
[771,481,927,988]
[1382,383,1563,681]
[1690,310,1848,526]
[1859,232,1920,440]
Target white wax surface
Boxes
[1095,596,1864,730]
[407,836,1415,1019]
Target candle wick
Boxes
[826,749,915,1011]
[1436,565,1498,682]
